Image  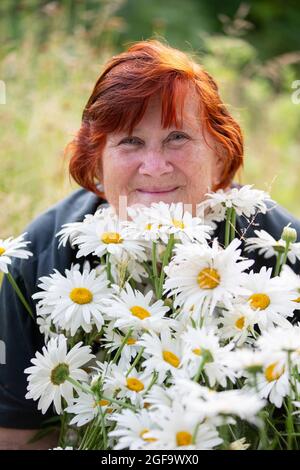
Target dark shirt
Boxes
[0,187,300,429]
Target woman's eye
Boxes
[169,133,187,142]
[119,137,141,146]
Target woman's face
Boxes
[101,88,224,215]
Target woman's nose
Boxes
[138,149,173,177]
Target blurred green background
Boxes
[1,0,300,239]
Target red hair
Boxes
[68,39,244,199]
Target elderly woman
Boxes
[1,39,300,449]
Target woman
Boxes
[1,39,300,449]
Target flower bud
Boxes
[281,225,297,244]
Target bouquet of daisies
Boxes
[2,185,300,450]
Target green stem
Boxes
[151,242,159,297]
[286,352,295,450]
[126,347,145,377]
[229,208,236,243]
[58,409,67,448]
[273,252,283,277]
[100,394,136,411]
[99,406,108,450]
[66,376,93,395]
[6,270,34,319]
[78,421,94,450]
[112,327,133,364]
[265,415,287,448]
[106,254,114,285]
[144,371,158,395]
[224,207,233,248]
[193,355,207,383]
[192,422,201,445]
[157,234,175,299]
[279,241,291,275]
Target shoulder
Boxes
[238,199,300,242]
[24,188,105,257]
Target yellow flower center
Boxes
[0,247,5,256]
[145,223,152,230]
[176,431,193,447]
[127,337,137,345]
[172,218,185,229]
[235,316,245,330]
[94,399,110,408]
[162,350,180,368]
[140,429,157,442]
[197,267,220,289]
[69,287,93,304]
[265,362,285,382]
[249,293,270,310]
[126,377,145,392]
[101,232,123,244]
[192,348,202,356]
[130,305,151,320]
[293,296,300,303]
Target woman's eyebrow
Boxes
[128,127,188,134]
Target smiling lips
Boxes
[136,187,179,194]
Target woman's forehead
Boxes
[118,90,201,135]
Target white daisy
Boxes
[229,438,250,450]
[218,303,257,346]
[126,205,166,243]
[65,390,115,427]
[89,361,126,398]
[257,325,300,369]
[71,215,148,263]
[109,252,148,285]
[145,202,212,244]
[143,402,222,450]
[164,238,253,317]
[143,379,211,416]
[196,389,265,424]
[138,330,183,383]
[151,378,263,427]
[0,233,33,273]
[255,358,289,408]
[127,202,212,246]
[101,322,142,362]
[280,265,300,303]
[36,314,58,343]
[32,265,111,336]
[103,365,153,406]
[245,229,300,264]
[180,326,236,387]
[224,348,265,377]
[241,267,297,330]
[56,206,118,248]
[143,384,174,410]
[196,201,227,230]
[109,409,158,450]
[198,185,271,218]
[52,446,73,450]
[24,335,94,414]
[100,283,175,334]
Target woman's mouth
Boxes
[136,187,179,196]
